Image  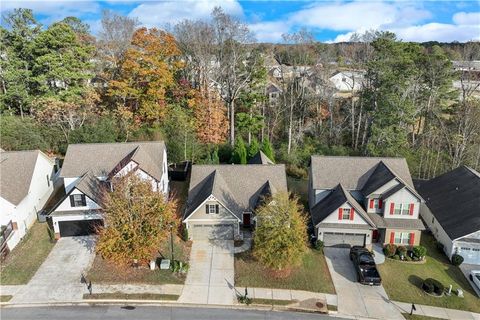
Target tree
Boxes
[253,192,307,273]
[261,138,275,162]
[96,176,178,265]
[190,91,228,145]
[248,137,260,159]
[108,27,181,122]
[232,136,247,164]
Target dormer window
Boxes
[206,204,219,214]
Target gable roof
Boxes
[310,184,375,227]
[361,162,396,196]
[60,141,166,181]
[184,164,287,219]
[416,166,480,240]
[310,156,414,191]
[248,151,274,165]
[0,150,53,206]
[74,171,105,205]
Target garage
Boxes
[191,224,234,240]
[323,232,365,247]
[59,219,103,237]
[457,246,480,265]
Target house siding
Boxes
[188,199,238,221]
[381,229,421,246]
[420,203,454,258]
[384,188,420,220]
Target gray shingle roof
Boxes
[310,156,414,190]
[184,164,287,219]
[361,162,396,196]
[0,150,52,205]
[310,184,375,227]
[416,166,480,240]
[248,151,274,165]
[60,141,166,181]
[75,171,105,205]
[366,212,425,230]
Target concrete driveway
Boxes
[324,247,404,319]
[460,264,480,297]
[179,240,235,305]
[11,236,96,304]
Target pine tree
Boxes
[212,147,220,164]
[232,136,247,164]
[248,137,260,160]
[261,138,275,162]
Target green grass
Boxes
[378,232,480,313]
[83,293,179,301]
[0,295,12,302]
[327,304,338,311]
[87,234,190,285]
[0,222,56,284]
[235,249,335,294]
[250,298,295,306]
[402,313,445,320]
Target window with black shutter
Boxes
[70,194,86,207]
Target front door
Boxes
[372,230,379,242]
[243,213,251,226]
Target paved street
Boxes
[0,306,344,320]
[178,240,236,305]
[11,236,96,304]
[324,247,404,319]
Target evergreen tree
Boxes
[248,137,260,159]
[212,147,220,164]
[232,136,247,164]
[261,138,275,162]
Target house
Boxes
[0,150,57,253]
[309,156,425,248]
[329,71,365,92]
[416,166,480,264]
[50,141,168,239]
[183,162,287,240]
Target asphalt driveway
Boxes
[11,236,96,304]
[324,247,404,319]
[179,240,235,305]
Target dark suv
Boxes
[349,246,381,286]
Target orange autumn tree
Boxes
[108,27,182,122]
[189,91,228,144]
[96,175,178,265]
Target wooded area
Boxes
[1,8,479,179]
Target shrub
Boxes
[413,245,427,259]
[397,246,407,258]
[314,240,324,251]
[392,255,400,260]
[286,164,308,179]
[384,244,397,257]
[405,255,412,261]
[182,226,189,242]
[451,254,464,266]
[422,278,444,296]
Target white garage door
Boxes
[323,232,365,247]
[191,224,234,240]
[458,246,480,264]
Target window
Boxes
[394,204,410,215]
[206,204,219,214]
[46,174,50,187]
[431,217,435,224]
[374,199,382,209]
[394,232,411,245]
[342,208,351,220]
[70,194,86,207]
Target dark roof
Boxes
[416,166,480,240]
[310,184,375,227]
[361,162,396,196]
[248,151,274,165]
[60,141,166,181]
[75,171,105,205]
[184,164,287,219]
[0,150,54,205]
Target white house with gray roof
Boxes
[183,160,287,240]
[50,141,168,238]
[1,150,57,253]
[309,156,425,248]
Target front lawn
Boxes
[378,232,480,313]
[0,222,55,284]
[87,234,190,285]
[235,249,335,294]
[83,293,179,301]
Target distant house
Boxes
[329,71,365,92]
[50,141,168,239]
[183,159,286,240]
[265,82,282,104]
[309,156,425,248]
[0,150,57,252]
[416,166,480,264]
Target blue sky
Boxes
[2,0,479,42]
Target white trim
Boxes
[381,179,423,203]
[183,194,241,222]
[453,229,480,241]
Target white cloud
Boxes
[249,21,289,43]
[128,0,243,28]
[452,11,480,25]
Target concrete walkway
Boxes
[460,264,480,298]
[372,243,385,264]
[324,247,404,319]
[10,236,96,304]
[0,285,25,296]
[245,287,337,306]
[393,301,480,320]
[178,240,236,305]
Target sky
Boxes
[1,0,479,43]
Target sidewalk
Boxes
[245,287,337,306]
[393,301,480,320]
[92,284,183,295]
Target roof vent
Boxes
[455,186,459,191]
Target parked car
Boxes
[350,246,382,286]
[469,270,480,290]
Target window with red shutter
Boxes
[338,208,343,220]
[390,232,395,244]
[409,233,415,245]
[409,203,414,215]
[369,199,374,209]
[390,203,395,215]
[350,208,355,220]
[379,199,383,209]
